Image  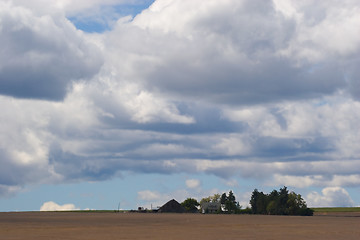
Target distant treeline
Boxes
[181,186,313,216]
[250,187,313,216]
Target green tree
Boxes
[267,190,279,214]
[278,186,289,215]
[266,200,277,215]
[200,196,211,205]
[181,198,200,213]
[257,191,268,214]
[287,192,313,216]
[250,189,267,214]
[200,193,222,206]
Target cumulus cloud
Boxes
[0,96,63,195]
[40,201,79,211]
[1,0,360,203]
[307,187,354,207]
[0,1,103,100]
[273,174,360,189]
[127,0,355,105]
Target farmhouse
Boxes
[201,202,221,213]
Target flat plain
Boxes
[0,211,359,240]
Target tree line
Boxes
[250,186,313,216]
[181,186,313,216]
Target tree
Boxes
[267,189,280,214]
[221,191,241,214]
[287,192,313,216]
[181,198,200,213]
[250,189,267,214]
[200,193,222,205]
[220,193,227,205]
[278,186,289,215]
[266,200,277,215]
[211,193,221,203]
[250,189,259,214]
[200,196,211,205]
[256,191,268,214]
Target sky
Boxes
[0,0,360,211]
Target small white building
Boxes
[201,202,221,213]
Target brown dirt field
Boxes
[0,212,359,240]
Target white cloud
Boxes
[307,187,354,207]
[214,135,252,156]
[276,0,360,62]
[40,201,79,211]
[273,175,320,188]
[127,0,350,105]
[237,191,252,209]
[123,89,194,124]
[185,179,200,189]
[52,0,128,14]
[0,96,63,193]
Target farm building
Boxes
[201,202,221,213]
[158,199,185,213]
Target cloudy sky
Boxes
[1,0,360,211]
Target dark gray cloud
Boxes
[346,58,360,101]
[147,57,344,105]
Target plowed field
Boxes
[0,212,359,240]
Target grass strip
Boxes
[312,207,360,212]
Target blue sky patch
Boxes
[69,1,155,33]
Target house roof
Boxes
[158,199,185,213]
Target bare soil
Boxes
[0,212,359,240]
